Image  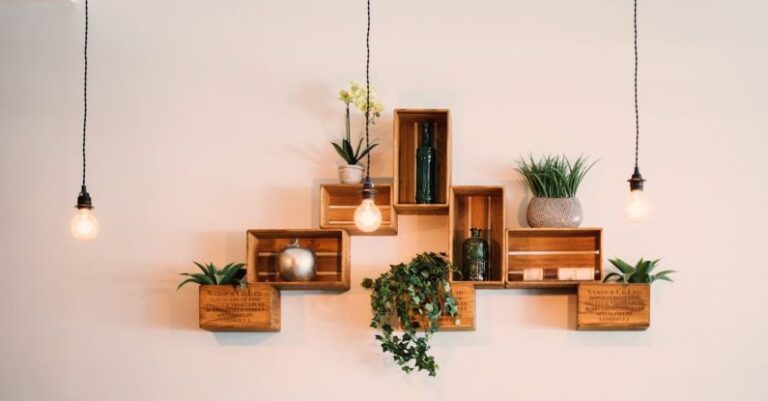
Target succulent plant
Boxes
[177,262,246,289]
[603,258,675,284]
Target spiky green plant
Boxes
[331,136,378,165]
[177,262,246,289]
[361,252,459,377]
[516,154,597,198]
[603,258,675,284]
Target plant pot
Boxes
[338,164,364,184]
[577,283,650,330]
[526,197,583,228]
[198,284,281,332]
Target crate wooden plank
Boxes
[393,109,451,215]
[199,284,280,332]
[577,283,650,330]
[319,184,398,235]
[449,186,506,289]
[246,229,350,291]
[506,228,602,289]
[409,282,476,331]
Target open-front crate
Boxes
[198,284,281,332]
[246,229,350,291]
[393,109,451,215]
[408,282,476,331]
[319,183,397,235]
[577,283,650,330]
[506,228,602,289]
[448,186,506,289]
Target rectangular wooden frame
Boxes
[320,183,397,235]
[448,186,506,289]
[246,229,350,291]
[393,109,451,215]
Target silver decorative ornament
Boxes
[277,239,316,281]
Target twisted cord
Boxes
[633,0,640,170]
[364,0,371,180]
[81,0,89,188]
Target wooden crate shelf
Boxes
[246,229,350,291]
[505,228,602,289]
[199,284,281,332]
[408,282,476,331]
[577,283,650,330]
[319,183,397,236]
[448,186,506,289]
[393,109,451,215]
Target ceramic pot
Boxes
[338,164,364,184]
[277,239,316,281]
[526,197,583,228]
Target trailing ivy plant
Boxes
[361,252,459,377]
[603,258,675,284]
[177,262,246,289]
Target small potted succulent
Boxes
[177,261,246,289]
[578,258,675,330]
[361,252,459,377]
[177,262,280,332]
[332,82,383,184]
[603,257,675,284]
[516,154,597,227]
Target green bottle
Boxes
[462,228,489,281]
[415,120,436,204]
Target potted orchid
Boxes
[332,82,383,184]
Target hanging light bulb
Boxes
[71,186,99,240]
[71,0,99,240]
[625,0,650,223]
[355,179,382,232]
[625,169,649,223]
[353,0,381,233]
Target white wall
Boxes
[1,0,766,400]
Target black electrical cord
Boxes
[360,0,376,200]
[77,0,93,208]
[628,0,645,191]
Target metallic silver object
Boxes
[277,239,317,281]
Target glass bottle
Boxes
[415,120,436,204]
[462,228,489,281]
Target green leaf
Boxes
[609,258,635,274]
[220,263,245,285]
[177,278,200,290]
[602,272,623,283]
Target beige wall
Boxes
[1,0,766,400]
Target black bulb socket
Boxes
[76,185,94,209]
[628,167,646,192]
[361,178,377,200]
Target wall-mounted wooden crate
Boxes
[246,229,350,291]
[319,183,397,236]
[577,283,650,330]
[506,228,602,289]
[393,109,451,215]
[448,186,505,289]
[409,282,476,331]
[199,284,281,332]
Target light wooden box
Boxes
[409,282,476,331]
[319,183,397,235]
[448,186,506,289]
[506,228,602,289]
[577,283,650,330]
[246,229,350,291]
[393,109,451,215]
[198,284,281,332]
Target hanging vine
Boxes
[361,252,459,376]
